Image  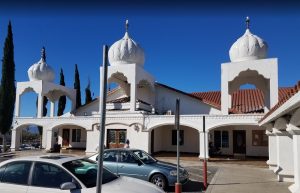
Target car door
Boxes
[117,150,145,179]
[103,150,118,174]
[0,161,32,193]
[27,162,81,193]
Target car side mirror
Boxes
[60,182,77,190]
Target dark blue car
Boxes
[89,148,189,190]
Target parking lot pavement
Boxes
[157,158,218,193]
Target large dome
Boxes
[229,18,268,62]
[27,47,55,82]
[108,20,145,66]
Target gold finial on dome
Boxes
[246,16,250,29]
[125,19,129,32]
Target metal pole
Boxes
[96,45,108,193]
[175,98,182,193]
[203,116,208,190]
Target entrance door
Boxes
[62,129,70,147]
[233,130,246,154]
[107,129,127,148]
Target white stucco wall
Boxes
[155,85,221,115]
[75,99,99,116]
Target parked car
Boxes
[0,155,165,193]
[89,148,189,190]
[19,144,34,150]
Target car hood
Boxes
[97,176,164,193]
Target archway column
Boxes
[46,129,54,150]
[14,93,21,117]
[273,128,294,182]
[199,131,209,159]
[287,124,300,193]
[266,129,277,170]
[10,129,21,152]
[37,93,44,118]
[50,101,55,117]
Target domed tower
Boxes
[15,47,76,118]
[221,17,278,114]
[100,20,155,112]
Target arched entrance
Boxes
[53,124,87,150]
[150,124,199,154]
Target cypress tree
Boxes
[74,64,81,108]
[85,78,92,104]
[57,68,66,116]
[0,21,16,150]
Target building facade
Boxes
[10,19,299,189]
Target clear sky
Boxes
[0,1,299,116]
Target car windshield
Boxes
[63,158,118,188]
[132,150,157,164]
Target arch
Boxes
[207,122,258,131]
[14,123,43,131]
[108,72,129,84]
[229,69,268,94]
[290,108,300,127]
[150,123,200,154]
[148,122,200,132]
[228,67,270,82]
[19,87,39,96]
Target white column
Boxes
[37,93,43,118]
[221,64,229,115]
[289,135,300,193]
[199,132,209,159]
[46,129,53,150]
[274,130,294,182]
[14,94,20,117]
[10,129,20,152]
[266,130,277,170]
[130,81,136,112]
[50,101,55,117]
[42,126,47,149]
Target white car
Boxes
[0,155,165,193]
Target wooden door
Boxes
[62,129,70,147]
[107,129,127,148]
[233,130,246,154]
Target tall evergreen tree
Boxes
[57,68,66,116]
[0,21,16,150]
[74,64,81,108]
[85,78,92,104]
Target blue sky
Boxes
[0,1,299,116]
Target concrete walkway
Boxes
[206,163,292,193]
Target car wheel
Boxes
[150,174,167,190]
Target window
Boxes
[72,129,81,142]
[119,151,139,164]
[252,130,268,146]
[214,130,229,148]
[1,161,32,185]
[221,131,229,148]
[172,130,184,146]
[103,151,117,162]
[32,162,74,188]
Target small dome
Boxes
[108,20,145,66]
[27,47,55,82]
[229,17,268,62]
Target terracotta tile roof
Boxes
[191,87,294,114]
[260,81,300,122]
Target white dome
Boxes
[27,48,55,82]
[229,29,268,62]
[108,30,145,66]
